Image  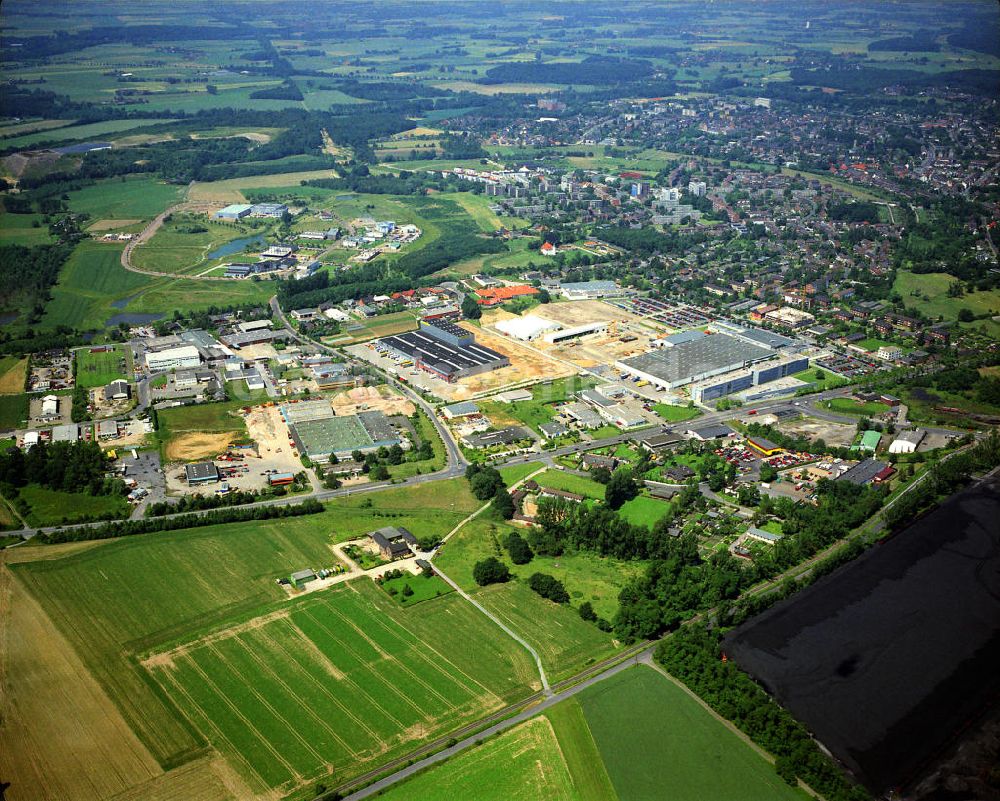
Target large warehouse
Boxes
[379,320,509,383]
[146,345,201,372]
[616,334,773,390]
[286,409,400,463]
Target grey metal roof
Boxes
[620,334,773,387]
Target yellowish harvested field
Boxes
[0,358,28,394]
[2,540,108,564]
[164,431,239,461]
[86,219,141,231]
[104,756,253,801]
[392,126,443,138]
[187,169,343,204]
[0,559,162,801]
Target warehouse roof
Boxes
[619,334,773,387]
[382,330,508,377]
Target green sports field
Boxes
[75,345,129,389]
[148,580,537,795]
[578,666,807,801]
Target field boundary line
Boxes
[298,607,428,721]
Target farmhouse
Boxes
[369,526,418,560]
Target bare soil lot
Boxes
[455,322,575,398]
[778,416,857,447]
[164,431,237,461]
[724,475,1000,794]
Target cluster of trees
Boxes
[0,244,72,323]
[249,80,304,101]
[527,572,569,603]
[472,556,510,586]
[505,531,533,564]
[0,440,119,497]
[604,468,639,509]
[482,55,653,85]
[908,364,1000,406]
[464,463,516,519]
[39,499,324,543]
[826,200,881,223]
[657,627,870,801]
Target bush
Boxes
[578,601,597,621]
[527,572,569,603]
[472,556,510,586]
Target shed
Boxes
[185,462,220,485]
[291,569,317,589]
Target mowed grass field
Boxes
[379,717,581,801]
[18,485,130,526]
[893,271,1000,322]
[9,479,483,773]
[149,580,537,795]
[534,470,606,500]
[0,393,30,430]
[75,345,129,388]
[66,175,185,222]
[617,495,673,529]
[579,666,807,801]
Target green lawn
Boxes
[617,495,673,529]
[822,398,889,416]
[534,470,606,501]
[379,717,580,801]
[379,572,454,606]
[579,666,807,801]
[75,345,129,388]
[893,271,1000,323]
[476,582,620,682]
[18,485,130,526]
[856,337,896,352]
[498,461,545,486]
[652,403,701,423]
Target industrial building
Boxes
[286,409,400,463]
[213,204,252,220]
[889,429,925,454]
[379,320,509,383]
[557,280,622,300]
[544,321,610,343]
[146,345,201,372]
[185,462,220,485]
[616,334,773,391]
[689,355,810,403]
[104,380,131,402]
[495,315,561,341]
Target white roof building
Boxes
[41,395,59,416]
[495,315,561,341]
[889,429,925,454]
[145,345,201,372]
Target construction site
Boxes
[483,300,666,371]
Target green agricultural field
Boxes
[475,581,620,681]
[652,403,701,423]
[379,716,580,801]
[0,118,177,150]
[822,398,889,416]
[579,666,806,801]
[0,211,56,246]
[617,495,673,529]
[17,485,130,526]
[894,271,1000,323]
[40,240,155,330]
[545,699,619,801]
[533,470,606,500]
[0,393,30,430]
[329,310,418,345]
[156,399,249,437]
[75,345,129,388]
[66,175,185,222]
[379,572,454,606]
[148,580,537,795]
[9,482,483,772]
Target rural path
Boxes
[433,563,551,696]
[118,184,232,281]
[339,648,654,801]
